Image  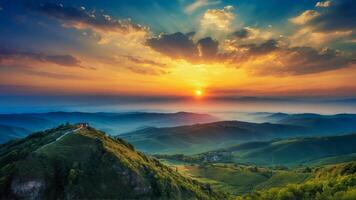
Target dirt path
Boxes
[37,127,82,151]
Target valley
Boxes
[1,112,356,199]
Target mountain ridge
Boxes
[0,124,226,200]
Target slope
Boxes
[0,124,226,200]
[121,121,309,154]
[174,133,356,166]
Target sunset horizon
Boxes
[0,1,356,200]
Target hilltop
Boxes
[0,112,219,142]
[0,124,226,200]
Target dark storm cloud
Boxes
[0,49,82,67]
[29,2,145,33]
[310,0,356,32]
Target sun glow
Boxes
[195,89,203,97]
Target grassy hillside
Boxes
[171,164,310,195]
[0,124,226,200]
[237,162,356,200]
[157,133,356,166]
[121,121,309,154]
[0,124,29,143]
[233,133,356,166]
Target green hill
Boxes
[238,162,356,200]
[172,164,310,195]
[121,121,308,154]
[233,133,356,166]
[0,124,226,200]
[159,133,356,166]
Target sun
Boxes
[195,89,203,97]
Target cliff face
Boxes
[0,125,226,200]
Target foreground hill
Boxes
[0,112,218,139]
[238,162,356,200]
[0,125,225,200]
[121,121,309,154]
[163,133,356,166]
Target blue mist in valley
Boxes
[1,95,356,117]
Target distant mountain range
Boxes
[0,125,29,143]
[0,111,219,143]
[0,125,225,199]
[2,111,356,153]
[263,113,356,134]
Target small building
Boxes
[76,123,89,128]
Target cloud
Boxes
[316,1,332,8]
[146,32,221,63]
[291,0,355,33]
[290,10,320,25]
[232,28,250,39]
[277,47,354,75]
[309,0,356,32]
[184,0,221,14]
[146,31,354,76]
[124,56,167,68]
[0,49,83,68]
[124,65,168,76]
[28,2,149,46]
[198,5,235,38]
[146,32,198,61]
[238,44,355,76]
[19,69,89,80]
[197,37,219,60]
[242,39,279,55]
[30,2,146,34]
[290,0,355,46]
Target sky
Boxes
[0,0,355,112]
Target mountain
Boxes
[121,121,309,154]
[264,113,356,134]
[177,133,356,166]
[0,124,226,200]
[0,124,29,143]
[0,114,55,132]
[0,112,219,137]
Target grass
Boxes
[166,163,311,195]
[1,125,228,200]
